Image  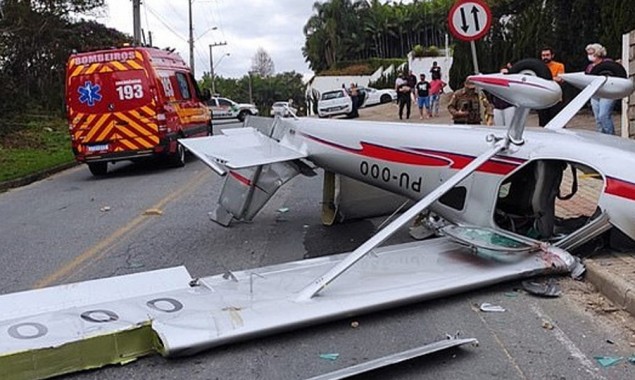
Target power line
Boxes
[145,3,188,43]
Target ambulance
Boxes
[65,46,212,176]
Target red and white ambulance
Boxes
[65,46,212,176]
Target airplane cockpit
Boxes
[493,159,603,243]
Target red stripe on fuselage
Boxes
[301,132,522,175]
[606,177,635,201]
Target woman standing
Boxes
[585,43,616,135]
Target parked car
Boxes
[207,97,258,122]
[317,89,353,118]
[270,101,297,117]
[359,86,397,107]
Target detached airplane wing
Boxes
[179,127,307,176]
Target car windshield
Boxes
[322,91,345,100]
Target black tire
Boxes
[88,162,108,176]
[237,110,248,122]
[380,94,392,104]
[590,61,627,78]
[509,58,552,80]
[168,142,186,167]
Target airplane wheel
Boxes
[590,61,627,78]
[509,58,552,80]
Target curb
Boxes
[0,161,78,193]
[585,254,635,317]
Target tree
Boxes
[0,0,130,129]
[251,47,275,77]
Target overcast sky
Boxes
[95,0,320,80]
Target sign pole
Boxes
[470,40,480,74]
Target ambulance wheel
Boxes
[590,61,627,78]
[509,58,552,80]
[169,143,186,167]
[88,162,107,176]
[237,111,248,122]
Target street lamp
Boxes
[208,43,228,95]
[209,52,229,95]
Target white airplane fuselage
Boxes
[276,117,635,241]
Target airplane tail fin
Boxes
[179,118,314,226]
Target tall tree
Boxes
[0,0,130,127]
[251,47,275,77]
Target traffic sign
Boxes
[448,0,492,42]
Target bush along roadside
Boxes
[0,116,75,187]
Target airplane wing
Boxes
[179,127,307,175]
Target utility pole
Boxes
[132,0,142,46]
[209,41,227,95]
[188,0,194,75]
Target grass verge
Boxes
[0,117,74,183]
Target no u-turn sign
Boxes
[448,0,492,42]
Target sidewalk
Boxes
[358,98,635,319]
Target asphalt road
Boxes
[1,120,634,379]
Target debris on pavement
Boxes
[541,319,554,330]
[480,303,506,312]
[522,278,561,297]
[319,353,340,361]
[350,321,359,328]
[99,206,111,212]
[143,208,163,216]
[594,356,623,367]
[277,207,289,213]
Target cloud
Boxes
[94,0,318,79]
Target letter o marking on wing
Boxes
[146,298,183,313]
[80,309,119,323]
[8,322,48,340]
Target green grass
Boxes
[0,117,75,182]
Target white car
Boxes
[207,97,259,122]
[270,101,297,117]
[359,86,397,107]
[317,89,353,118]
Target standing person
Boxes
[428,76,446,117]
[407,70,417,103]
[415,74,431,119]
[538,47,565,126]
[447,79,485,125]
[395,72,411,120]
[585,43,616,135]
[347,82,360,118]
[430,61,442,80]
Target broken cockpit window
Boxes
[494,159,603,243]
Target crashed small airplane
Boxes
[2,59,635,379]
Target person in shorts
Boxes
[415,74,431,119]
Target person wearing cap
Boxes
[585,43,616,134]
[447,79,483,125]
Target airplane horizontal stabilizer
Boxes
[179,128,307,174]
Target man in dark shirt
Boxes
[415,74,431,119]
[430,61,442,80]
